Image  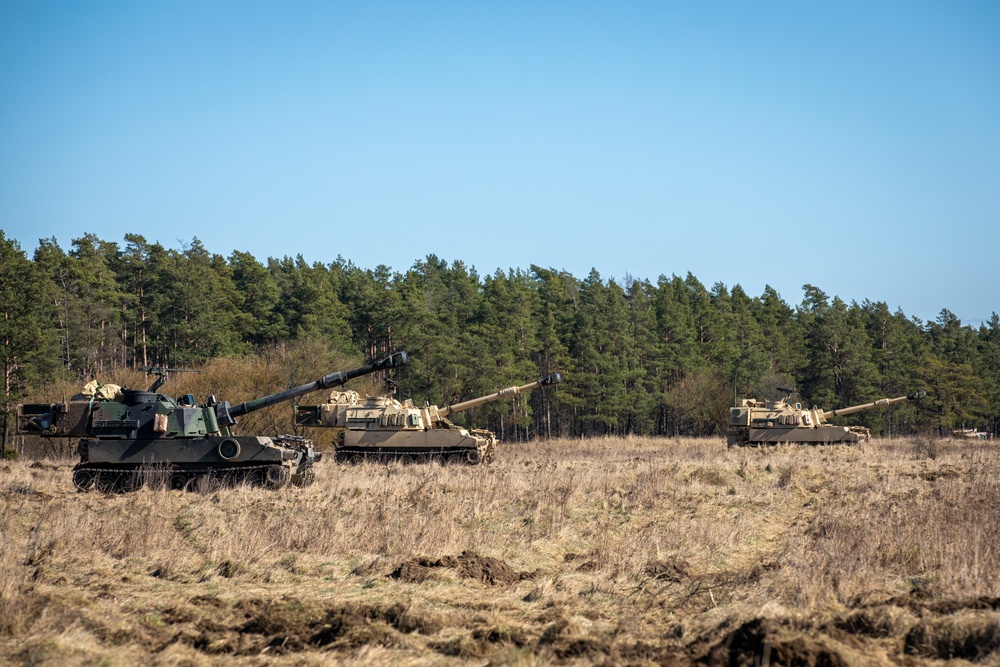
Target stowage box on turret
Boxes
[726,389,926,447]
[295,373,562,464]
[16,352,408,492]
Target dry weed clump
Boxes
[1,435,999,665]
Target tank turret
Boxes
[726,390,926,447]
[295,373,562,465]
[16,352,409,491]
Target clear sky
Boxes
[2,1,998,326]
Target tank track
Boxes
[333,444,495,466]
[71,462,313,493]
[726,428,864,447]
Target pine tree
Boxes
[0,233,58,449]
[468,269,541,441]
[530,266,576,438]
[652,275,699,434]
[32,238,74,372]
[859,300,928,435]
[334,260,402,360]
[726,285,770,403]
[67,234,126,375]
[750,285,802,384]
[115,234,168,368]
[230,250,287,346]
[623,278,660,434]
[268,255,353,353]
[570,269,623,435]
[150,239,246,364]
[977,313,1000,436]
[798,287,878,410]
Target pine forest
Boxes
[2,231,998,447]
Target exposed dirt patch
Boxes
[706,618,863,667]
[472,622,533,647]
[904,610,1000,661]
[537,617,611,660]
[389,550,532,586]
[833,605,918,638]
[645,557,691,582]
[431,633,490,659]
[925,596,1000,614]
[155,596,449,656]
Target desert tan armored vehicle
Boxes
[726,389,926,447]
[16,352,408,492]
[295,374,562,464]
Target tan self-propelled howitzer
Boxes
[726,390,927,447]
[295,374,562,464]
[16,352,409,492]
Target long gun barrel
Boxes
[438,374,562,418]
[824,390,926,418]
[216,351,409,425]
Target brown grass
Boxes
[2,436,1000,665]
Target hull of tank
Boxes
[335,429,495,465]
[727,426,864,447]
[72,435,318,492]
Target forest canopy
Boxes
[2,231,998,441]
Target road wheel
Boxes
[72,469,95,492]
[265,465,291,489]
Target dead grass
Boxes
[2,436,1000,665]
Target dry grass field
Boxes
[2,435,1000,666]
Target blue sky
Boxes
[2,1,998,326]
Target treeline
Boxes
[2,231,998,441]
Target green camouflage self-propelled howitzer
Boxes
[17,352,409,492]
[726,389,927,447]
[295,374,562,464]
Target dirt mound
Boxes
[706,618,862,667]
[833,605,918,638]
[645,557,691,582]
[904,610,1000,661]
[926,596,1000,614]
[165,597,445,656]
[389,550,531,585]
[538,617,610,660]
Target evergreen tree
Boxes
[652,275,699,434]
[859,300,928,435]
[230,250,287,346]
[66,234,125,374]
[32,236,123,377]
[798,287,878,410]
[0,233,58,448]
[387,256,481,409]
[916,356,986,435]
[151,239,245,364]
[269,255,353,353]
[726,285,770,403]
[623,277,661,434]
[530,266,576,438]
[921,310,988,434]
[750,285,802,382]
[115,234,168,368]
[31,238,74,372]
[335,260,402,359]
[569,269,625,435]
[977,313,1000,436]
[468,269,541,440]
